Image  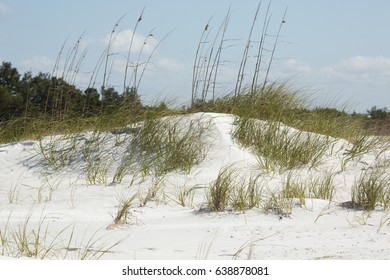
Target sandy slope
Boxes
[0,113,389,260]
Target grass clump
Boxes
[33,109,209,185]
[263,172,306,216]
[130,115,208,176]
[231,175,263,212]
[6,211,67,259]
[113,193,137,226]
[0,211,125,259]
[263,171,336,216]
[112,154,134,184]
[206,166,235,212]
[281,172,307,207]
[345,133,389,161]
[228,85,338,173]
[138,177,166,207]
[173,185,198,207]
[234,117,329,172]
[204,84,364,142]
[351,159,390,210]
[85,158,109,185]
[292,107,363,140]
[208,83,306,121]
[307,170,336,201]
[36,134,79,170]
[206,166,263,212]
[263,190,295,217]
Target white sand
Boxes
[0,113,389,260]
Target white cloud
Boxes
[332,56,390,73]
[0,0,11,15]
[280,58,313,74]
[21,56,55,73]
[105,29,158,55]
[156,58,185,72]
[321,56,390,84]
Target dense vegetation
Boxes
[0,61,165,142]
[0,2,388,143]
[0,61,142,121]
[1,59,389,144]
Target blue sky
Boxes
[1,0,390,112]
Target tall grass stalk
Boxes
[123,8,145,93]
[45,33,87,118]
[102,14,127,92]
[234,1,262,97]
[192,17,212,106]
[251,0,271,94]
[134,29,174,92]
[199,8,231,103]
[260,7,287,92]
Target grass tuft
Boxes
[234,117,329,172]
[130,115,209,177]
[113,193,137,226]
[351,159,390,210]
[206,166,235,211]
[206,166,264,212]
[9,211,66,259]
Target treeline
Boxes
[0,61,143,121]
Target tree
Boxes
[0,61,20,95]
[22,72,84,117]
[0,61,145,119]
[123,86,141,106]
[83,87,101,115]
[101,86,120,109]
[0,85,23,120]
[367,106,387,120]
[0,62,23,119]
